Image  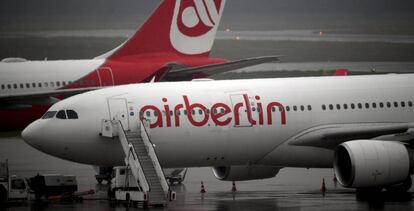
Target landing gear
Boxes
[386,177,412,193]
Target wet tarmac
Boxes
[1,133,414,210]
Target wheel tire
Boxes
[386,177,412,193]
[0,185,7,203]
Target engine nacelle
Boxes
[334,140,414,188]
[212,165,280,181]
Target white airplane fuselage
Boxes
[22,74,414,169]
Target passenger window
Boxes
[44,82,48,87]
[1,85,4,89]
[279,106,284,112]
[293,106,297,111]
[394,102,398,108]
[41,111,57,119]
[192,110,195,115]
[56,110,67,119]
[350,104,355,109]
[365,103,369,109]
[20,84,24,88]
[66,110,78,119]
[38,83,42,88]
[154,111,158,117]
[300,105,304,111]
[286,106,290,112]
[409,101,413,107]
[343,104,348,110]
[50,82,55,87]
[387,102,391,108]
[372,103,377,108]
[26,83,30,88]
[62,81,66,86]
[401,101,406,107]
[13,84,17,89]
[199,109,203,115]
[336,104,341,110]
[56,81,60,87]
[322,104,326,110]
[358,103,362,109]
[379,102,384,108]
[177,110,181,116]
[32,83,36,88]
[329,104,333,110]
[307,105,312,111]
[184,110,188,115]
[146,111,151,117]
[7,84,11,89]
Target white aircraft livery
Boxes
[22,74,414,191]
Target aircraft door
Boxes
[97,67,114,86]
[230,94,253,127]
[108,98,130,130]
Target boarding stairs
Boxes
[103,119,170,206]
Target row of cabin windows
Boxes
[41,110,79,119]
[1,81,73,90]
[321,101,413,111]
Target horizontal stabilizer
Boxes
[164,56,279,81]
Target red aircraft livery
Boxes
[139,94,287,128]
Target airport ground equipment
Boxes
[102,119,175,207]
[29,174,77,201]
[164,168,188,185]
[0,160,29,203]
[94,166,113,184]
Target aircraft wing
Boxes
[0,87,100,108]
[164,56,280,81]
[288,122,414,149]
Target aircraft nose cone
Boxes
[21,120,43,149]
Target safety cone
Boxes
[200,181,206,193]
[321,178,327,196]
[333,174,338,188]
[231,181,237,192]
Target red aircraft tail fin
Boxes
[107,0,226,59]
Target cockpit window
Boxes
[56,110,67,119]
[42,111,57,119]
[66,110,78,119]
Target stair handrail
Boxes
[112,120,150,192]
[139,118,170,198]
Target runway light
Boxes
[235,36,241,40]
[225,28,231,32]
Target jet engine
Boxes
[334,140,414,189]
[212,165,280,181]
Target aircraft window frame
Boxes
[66,110,78,119]
[56,110,67,119]
[41,111,57,119]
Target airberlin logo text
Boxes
[139,94,286,129]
